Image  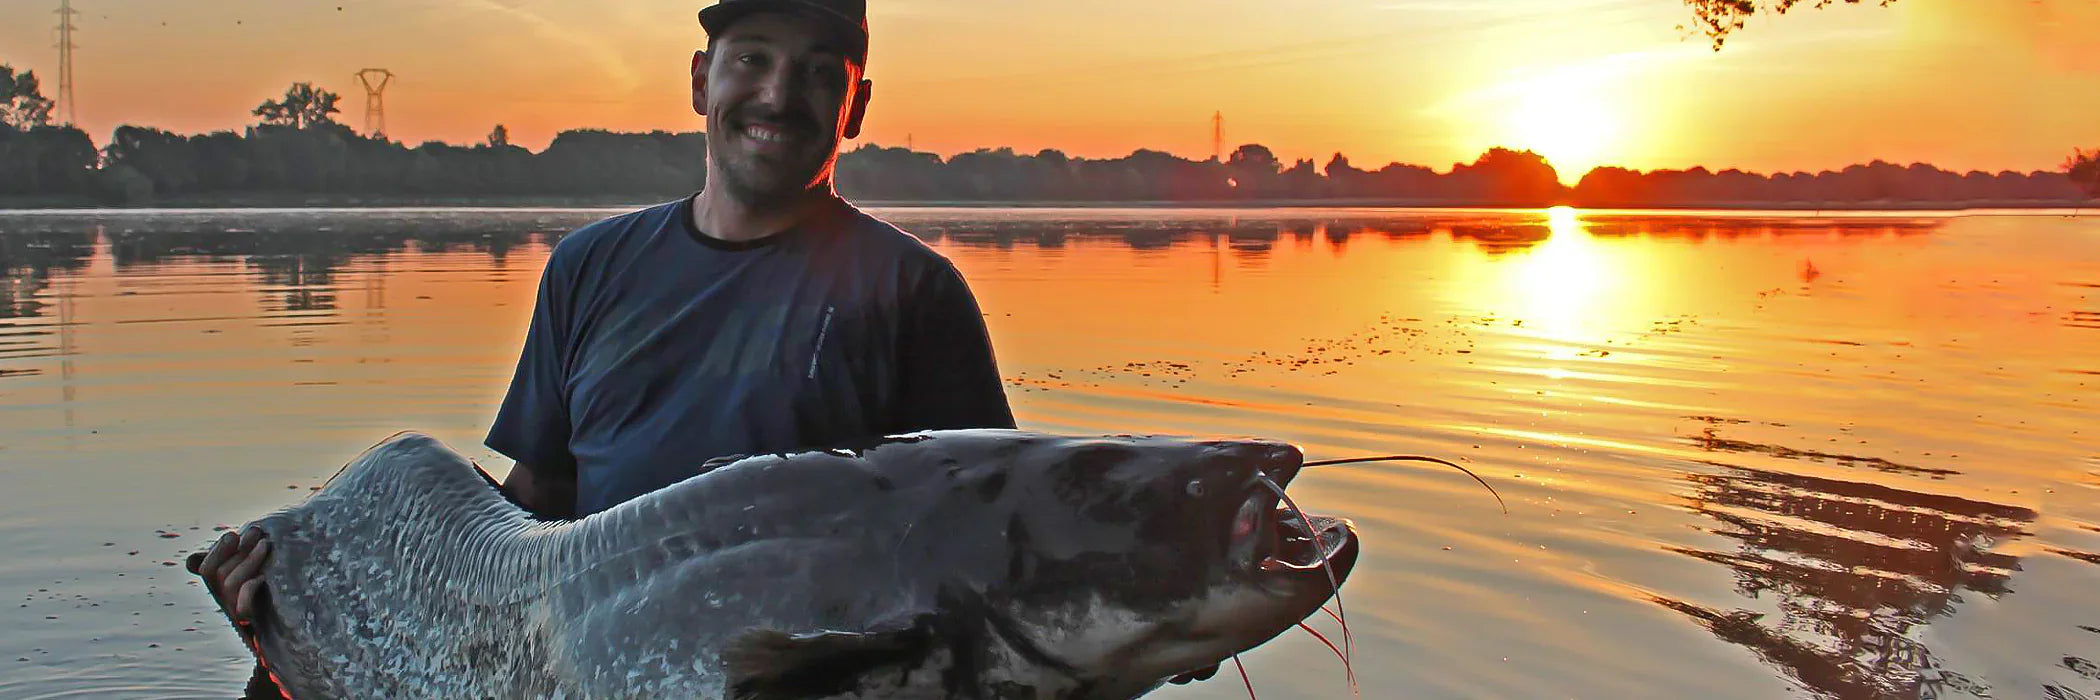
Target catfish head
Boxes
[725,430,1359,700]
[961,432,1358,698]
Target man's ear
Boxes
[841,78,872,140]
[691,50,711,117]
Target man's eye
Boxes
[737,54,764,66]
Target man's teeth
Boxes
[744,125,791,143]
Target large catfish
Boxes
[215,430,1360,699]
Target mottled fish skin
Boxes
[233,430,1356,699]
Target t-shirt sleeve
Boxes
[484,255,579,482]
[890,261,1017,432]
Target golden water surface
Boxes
[0,206,2094,699]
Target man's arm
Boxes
[890,263,1016,432]
[501,461,576,520]
[486,240,581,512]
[194,238,585,617]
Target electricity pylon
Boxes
[356,68,395,138]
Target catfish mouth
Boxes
[1227,463,1358,581]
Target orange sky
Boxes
[2,0,2095,179]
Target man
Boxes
[191,0,1022,693]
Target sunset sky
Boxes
[2,0,2095,180]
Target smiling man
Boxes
[479,0,1018,518]
[192,1,1017,696]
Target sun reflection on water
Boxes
[1505,207,1618,343]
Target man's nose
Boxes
[752,65,802,115]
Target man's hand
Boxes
[184,527,271,625]
[1168,663,1221,684]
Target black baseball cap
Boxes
[698,0,870,64]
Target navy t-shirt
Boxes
[485,195,1015,515]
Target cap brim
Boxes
[698,2,867,63]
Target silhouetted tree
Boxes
[0,67,95,197]
[1226,143,1282,197]
[0,65,56,130]
[1570,159,2086,208]
[4,93,2091,209]
[1325,153,1373,198]
[106,126,198,194]
[1323,153,1357,178]
[838,144,948,199]
[253,83,343,130]
[243,121,359,191]
[536,129,704,195]
[0,125,96,195]
[949,147,1038,200]
[1683,0,1901,49]
[1573,166,1650,207]
[1280,158,1325,199]
[1449,147,1563,206]
[2067,148,2100,199]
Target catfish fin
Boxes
[724,616,935,700]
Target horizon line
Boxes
[42,119,2087,182]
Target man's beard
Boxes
[713,108,837,207]
[717,149,831,207]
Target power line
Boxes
[356,68,394,138]
[1212,111,1224,162]
[53,0,78,126]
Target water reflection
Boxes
[0,207,2091,700]
[1581,215,1941,241]
[0,231,95,320]
[0,207,1963,401]
[1227,227,1272,261]
[2070,281,2099,331]
[1688,418,1962,478]
[1449,222,1551,255]
[0,231,94,373]
[1326,223,1356,250]
[103,229,534,270]
[1661,456,2036,699]
[1501,208,1612,340]
[251,254,343,313]
[106,228,541,320]
[2057,628,2100,700]
[884,210,1942,256]
[2051,547,2100,566]
[0,218,564,366]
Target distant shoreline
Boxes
[2,194,2092,213]
[873,199,2097,212]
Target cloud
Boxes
[1923,0,2100,73]
[1375,0,1639,13]
[1425,15,1911,120]
[1427,45,1691,117]
[454,0,640,91]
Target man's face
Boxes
[693,11,870,206]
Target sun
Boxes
[1504,78,1622,184]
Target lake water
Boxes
[0,205,2095,699]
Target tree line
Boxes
[4,69,2096,208]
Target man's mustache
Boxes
[730,109,820,136]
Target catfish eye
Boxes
[1185,480,1207,498]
